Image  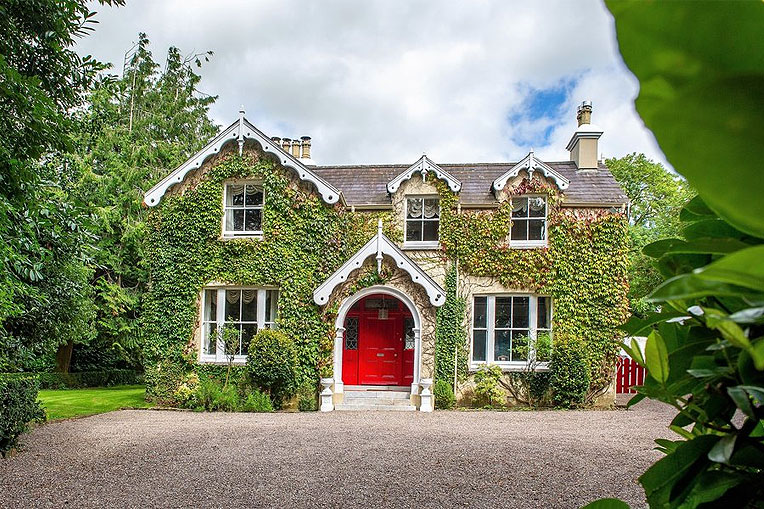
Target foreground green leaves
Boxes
[606,1,764,238]
[605,3,764,506]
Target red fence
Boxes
[616,356,646,394]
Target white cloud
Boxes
[77,0,669,167]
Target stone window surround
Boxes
[222,178,264,239]
[403,195,440,250]
[469,293,552,372]
[199,286,279,365]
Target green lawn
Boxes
[38,385,152,420]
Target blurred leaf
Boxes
[606,1,764,238]
[638,435,718,506]
[679,195,715,222]
[727,387,755,418]
[621,310,688,336]
[581,499,630,509]
[648,274,761,302]
[708,435,736,465]
[682,219,748,242]
[645,330,669,383]
[679,471,741,507]
[695,245,764,292]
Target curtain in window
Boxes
[423,200,439,218]
[226,184,245,206]
[407,199,422,218]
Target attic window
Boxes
[224,182,263,237]
[404,197,439,248]
[510,196,547,248]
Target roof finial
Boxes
[376,219,384,273]
[237,106,245,155]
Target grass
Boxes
[38,385,152,421]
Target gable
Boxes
[386,155,462,194]
[143,112,342,207]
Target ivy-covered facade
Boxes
[142,103,629,410]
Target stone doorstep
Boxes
[334,403,416,412]
[343,390,411,400]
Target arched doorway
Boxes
[333,286,422,394]
[341,293,415,386]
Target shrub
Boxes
[239,390,273,413]
[433,379,455,410]
[246,329,298,408]
[473,364,505,408]
[297,382,318,412]
[37,369,142,389]
[0,374,44,457]
[549,338,590,408]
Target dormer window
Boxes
[510,196,547,248]
[224,182,263,237]
[405,197,439,248]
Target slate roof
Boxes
[313,161,628,207]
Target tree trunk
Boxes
[55,341,74,373]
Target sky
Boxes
[76,0,668,167]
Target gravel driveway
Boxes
[0,400,673,508]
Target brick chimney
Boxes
[290,139,301,158]
[281,138,292,153]
[566,101,603,170]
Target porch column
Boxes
[333,326,345,394]
[411,327,421,395]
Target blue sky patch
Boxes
[509,78,577,147]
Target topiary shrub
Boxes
[549,337,591,408]
[246,329,298,409]
[0,373,44,457]
[473,364,505,408]
[433,379,456,410]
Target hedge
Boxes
[36,369,143,389]
[0,373,44,457]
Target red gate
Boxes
[616,356,646,394]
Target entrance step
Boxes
[337,389,416,411]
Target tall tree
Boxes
[606,153,694,314]
[0,0,124,371]
[66,34,218,368]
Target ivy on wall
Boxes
[143,150,628,405]
[141,150,396,402]
[436,177,630,397]
[434,264,469,385]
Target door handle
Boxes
[376,353,384,357]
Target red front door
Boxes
[359,316,402,385]
[342,294,414,387]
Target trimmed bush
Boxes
[473,364,505,408]
[37,369,142,389]
[433,379,456,409]
[0,373,44,457]
[246,329,298,409]
[549,338,591,408]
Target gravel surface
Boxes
[0,400,674,508]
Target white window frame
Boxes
[469,294,552,371]
[403,195,440,249]
[222,180,264,238]
[200,287,279,364]
[509,194,548,249]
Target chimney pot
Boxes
[300,136,312,159]
[577,101,593,127]
[281,138,292,152]
[291,139,301,158]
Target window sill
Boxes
[469,362,550,373]
[199,356,248,365]
[509,240,547,250]
[402,241,440,250]
[221,232,264,241]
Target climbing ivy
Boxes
[436,177,629,399]
[143,150,628,405]
[142,150,396,402]
[434,264,468,386]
